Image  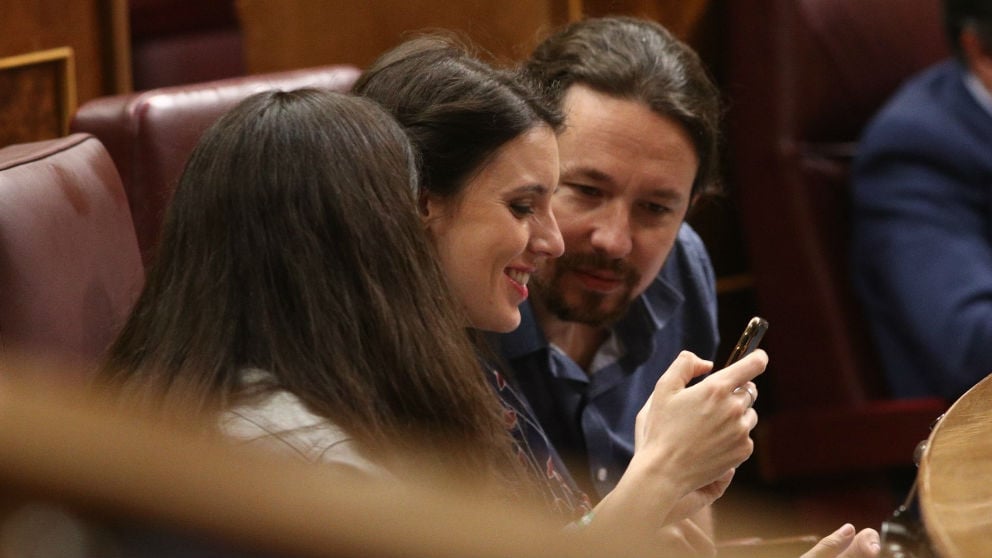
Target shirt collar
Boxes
[612,271,683,364]
[964,70,992,120]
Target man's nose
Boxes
[589,204,633,259]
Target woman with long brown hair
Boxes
[98,88,520,486]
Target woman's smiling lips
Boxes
[506,267,532,299]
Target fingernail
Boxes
[838,523,855,536]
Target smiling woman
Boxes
[424,125,563,333]
[353,35,565,334]
[353,34,600,518]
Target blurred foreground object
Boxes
[0,355,652,558]
[919,372,992,558]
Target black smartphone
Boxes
[723,316,769,368]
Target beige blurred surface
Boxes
[920,373,992,558]
[0,355,648,558]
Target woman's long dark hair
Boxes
[99,89,518,482]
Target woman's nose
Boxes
[530,209,564,258]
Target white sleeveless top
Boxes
[218,369,387,476]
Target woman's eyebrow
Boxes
[510,184,552,195]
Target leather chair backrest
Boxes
[129,0,245,89]
[70,65,362,264]
[726,0,948,408]
[784,0,949,141]
[725,0,950,482]
[0,134,144,369]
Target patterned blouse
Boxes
[486,366,592,521]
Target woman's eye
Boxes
[510,202,535,216]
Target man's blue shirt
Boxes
[496,223,718,498]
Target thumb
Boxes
[800,524,855,558]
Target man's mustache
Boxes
[552,252,640,286]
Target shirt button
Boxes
[596,467,608,482]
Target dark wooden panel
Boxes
[0,48,76,146]
[0,0,130,104]
[238,0,574,71]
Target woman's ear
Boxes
[417,190,431,217]
[420,192,448,230]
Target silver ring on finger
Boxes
[732,385,756,408]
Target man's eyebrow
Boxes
[563,166,685,201]
[561,165,615,186]
[644,188,684,202]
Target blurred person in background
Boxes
[851,0,992,401]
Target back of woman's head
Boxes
[353,35,562,202]
[101,88,515,477]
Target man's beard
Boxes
[531,252,641,328]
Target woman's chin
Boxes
[469,310,521,334]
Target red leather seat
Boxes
[0,134,144,372]
[70,65,362,264]
[726,0,949,482]
[722,2,952,531]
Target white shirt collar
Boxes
[964,71,992,119]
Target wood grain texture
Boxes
[919,373,992,557]
[238,0,571,71]
[0,0,129,102]
[0,47,75,146]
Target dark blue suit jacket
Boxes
[851,59,992,400]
